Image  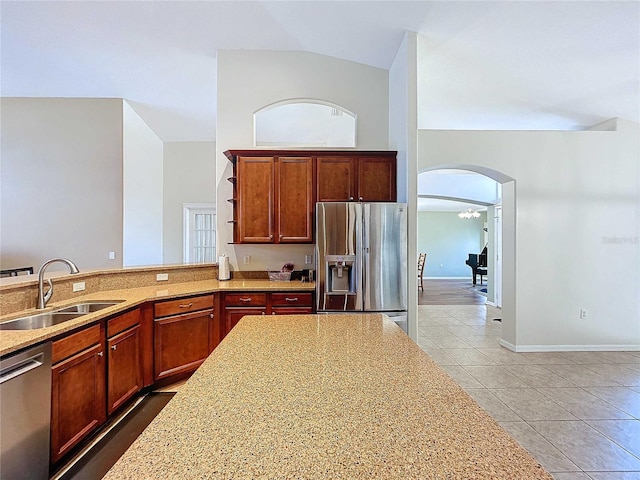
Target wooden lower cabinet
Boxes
[222,291,314,339]
[51,341,106,463]
[154,309,214,381]
[107,325,142,415]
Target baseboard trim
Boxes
[499,340,640,353]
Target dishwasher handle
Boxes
[0,353,45,385]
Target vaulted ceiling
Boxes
[2,1,638,141]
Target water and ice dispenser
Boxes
[324,255,356,293]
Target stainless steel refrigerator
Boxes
[315,202,407,331]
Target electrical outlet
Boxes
[243,255,251,265]
[108,251,116,260]
[156,273,169,281]
[580,309,588,319]
[72,281,86,292]
[305,255,312,264]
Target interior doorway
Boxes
[417,166,515,345]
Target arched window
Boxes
[254,99,356,148]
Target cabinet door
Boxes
[237,156,275,242]
[107,325,142,415]
[51,344,106,463]
[271,307,314,315]
[316,157,356,202]
[224,308,265,338]
[154,310,212,381]
[357,156,396,201]
[276,156,314,242]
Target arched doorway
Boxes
[417,165,517,350]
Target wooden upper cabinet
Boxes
[276,156,314,242]
[357,156,396,202]
[237,156,275,243]
[316,157,356,202]
[225,150,396,244]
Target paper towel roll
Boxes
[218,254,230,281]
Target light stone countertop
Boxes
[104,313,552,480]
[0,279,314,357]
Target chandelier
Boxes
[458,209,481,219]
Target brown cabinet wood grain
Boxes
[357,156,396,201]
[316,156,356,202]
[276,156,314,242]
[51,339,106,463]
[237,156,275,243]
[225,150,396,244]
[107,324,142,415]
[154,309,213,381]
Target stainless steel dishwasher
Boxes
[1,342,52,479]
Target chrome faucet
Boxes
[36,258,80,309]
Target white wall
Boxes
[123,101,163,266]
[419,119,640,350]
[389,32,419,340]
[216,50,389,272]
[0,98,123,272]
[163,141,216,264]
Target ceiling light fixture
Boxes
[458,209,481,219]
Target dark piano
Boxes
[465,246,487,286]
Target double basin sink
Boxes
[0,302,123,331]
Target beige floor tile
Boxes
[444,324,498,337]
[506,364,576,388]
[417,345,458,366]
[529,421,640,472]
[429,336,474,349]
[587,472,640,479]
[441,348,498,366]
[584,386,640,418]
[556,352,614,364]
[521,352,577,365]
[544,364,623,387]
[624,363,640,373]
[457,335,502,348]
[478,347,536,365]
[417,326,457,337]
[597,352,640,364]
[498,421,580,473]
[491,388,578,421]
[463,388,521,421]
[438,365,484,388]
[537,388,632,420]
[585,419,640,458]
[550,473,591,480]
[463,365,532,388]
[584,364,640,387]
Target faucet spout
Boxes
[36,258,80,309]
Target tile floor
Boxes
[417,304,640,480]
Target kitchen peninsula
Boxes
[103,314,551,479]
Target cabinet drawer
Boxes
[271,293,313,307]
[224,293,267,307]
[52,324,102,364]
[154,294,214,318]
[107,308,140,337]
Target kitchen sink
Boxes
[55,301,123,314]
[0,301,123,330]
[0,312,85,330]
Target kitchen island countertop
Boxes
[104,313,551,479]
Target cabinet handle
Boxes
[279,235,283,240]
[97,351,104,357]
[239,297,252,303]
[359,196,363,201]
[269,235,273,240]
[349,196,354,201]
[261,312,265,315]
[111,345,117,351]
[272,312,276,315]
[285,297,298,302]
[179,302,193,308]
[209,313,214,319]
